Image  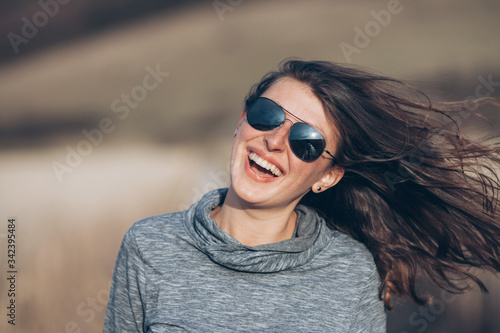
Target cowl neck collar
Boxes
[184,188,335,273]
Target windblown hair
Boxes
[245,60,500,309]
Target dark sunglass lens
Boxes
[247,98,285,131]
[289,123,326,162]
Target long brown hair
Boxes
[245,60,500,308]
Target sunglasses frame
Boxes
[246,97,337,163]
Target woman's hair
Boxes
[245,59,500,309]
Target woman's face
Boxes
[228,77,344,210]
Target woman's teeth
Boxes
[248,152,282,177]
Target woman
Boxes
[104,60,500,332]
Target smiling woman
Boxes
[103,60,500,333]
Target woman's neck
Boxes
[211,190,298,247]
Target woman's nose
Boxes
[264,120,292,152]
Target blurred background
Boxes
[0,0,499,332]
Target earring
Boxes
[317,186,321,191]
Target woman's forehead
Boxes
[261,78,322,118]
[260,77,339,141]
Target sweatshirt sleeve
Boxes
[348,269,387,333]
[103,228,148,333]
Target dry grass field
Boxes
[0,0,499,332]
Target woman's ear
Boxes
[234,110,247,136]
[312,166,344,193]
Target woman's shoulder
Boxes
[331,231,372,256]
[122,209,192,249]
[320,229,378,273]
[131,210,186,232]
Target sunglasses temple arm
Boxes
[324,150,337,166]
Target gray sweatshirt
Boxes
[103,188,386,332]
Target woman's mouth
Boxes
[248,152,283,177]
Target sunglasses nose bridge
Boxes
[264,120,292,152]
[282,118,294,127]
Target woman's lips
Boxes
[248,152,282,177]
[244,151,284,182]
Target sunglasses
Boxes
[246,97,336,163]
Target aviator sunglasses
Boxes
[246,97,336,163]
